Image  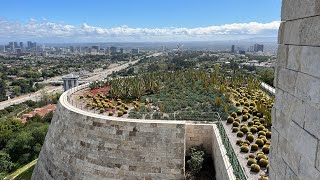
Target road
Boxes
[0,59,140,110]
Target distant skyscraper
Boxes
[9,42,14,52]
[231,45,235,53]
[131,48,139,54]
[92,45,99,51]
[27,41,32,49]
[110,46,117,54]
[14,42,18,49]
[20,42,24,49]
[239,50,246,54]
[254,44,264,52]
[120,48,124,54]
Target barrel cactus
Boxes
[251,164,260,173]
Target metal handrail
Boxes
[216,112,247,180]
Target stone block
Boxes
[277,68,298,95]
[277,44,288,68]
[295,73,320,109]
[282,0,320,21]
[287,121,318,163]
[286,165,300,180]
[304,104,320,140]
[282,16,320,46]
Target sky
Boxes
[0,0,282,43]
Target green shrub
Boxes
[258,176,269,180]
[259,118,265,124]
[248,154,255,159]
[235,102,240,106]
[256,139,264,147]
[240,145,250,153]
[237,131,244,137]
[248,120,254,126]
[187,146,205,175]
[250,164,260,173]
[251,144,259,152]
[227,116,234,123]
[259,159,269,168]
[247,158,257,166]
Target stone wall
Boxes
[32,101,186,179]
[270,1,320,179]
[185,124,213,156]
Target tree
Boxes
[257,69,274,86]
[0,79,6,101]
[0,151,14,173]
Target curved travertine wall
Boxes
[31,88,186,179]
[270,0,320,179]
[31,83,236,180]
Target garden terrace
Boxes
[31,83,245,180]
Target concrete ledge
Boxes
[282,0,320,21]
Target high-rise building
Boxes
[20,42,24,49]
[9,42,14,52]
[14,42,18,49]
[254,44,264,52]
[27,41,32,49]
[131,48,139,54]
[120,48,124,54]
[231,45,235,53]
[110,46,117,54]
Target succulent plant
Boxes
[256,154,267,161]
[233,121,240,127]
[235,102,240,106]
[232,127,239,132]
[250,127,258,133]
[259,118,265,124]
[258,158,269,168]
[246,135,255,143]
[248,120,254,126]
[250,164,260,173]
[258,131,266,137]
[237,131,244,137]
[227,116,234,123]
[118,111,123,117]
[108,112,113,116]
[242,115,248,121]
[266,131,272,139]
[247,158,257,166]
[262,145,270,154]
[250,144,259,152]
[255,139,265,147]
[240,145,250,153]
[236,139,243,146]
[237,110,242,116]
[241,126,249,134]
[257,125,265,131]
[258,176,269,180]
[248,154,255,159]
[234,118,241,123]
[231,112,237,118]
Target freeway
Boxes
[0,59,140,110]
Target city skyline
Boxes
[0,0,281,42]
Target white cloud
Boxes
[0,18,280,42]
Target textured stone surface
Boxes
[282,0,320,20]
[272,1,320,179]
[185,124,213,156]
[32,103,186,179]
[282,16,320,46]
